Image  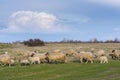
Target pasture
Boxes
[0,43,120,80]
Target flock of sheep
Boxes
[0,48,119,67]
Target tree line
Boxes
[11,38,120,47]
[59,38,120,43]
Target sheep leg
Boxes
[9,64,11,67]
[106,60,108,64]
[37,60,41,64]
[100,60,102,64]
[80,58,83,63]
[90,59,93,63]
[85,59,88,64]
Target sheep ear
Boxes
[31,53,35,57]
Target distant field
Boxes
[0,43,120,80]
[1,43,120,55]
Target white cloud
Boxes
[2,11,68,33]
[88,0,120,9]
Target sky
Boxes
[0,0,120,42]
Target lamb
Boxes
[45,52,66,63]
[73,52,94,63]
[98,55,108,64]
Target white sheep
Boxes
[97,50,105,57]
[20,59,30,66]
[0,52,16,67]
[34,53,47,63]
[98,56,108,64]
[45,52,66,63]
[91,48,95,53]
[110,50,120,60]
[73,52,94,63]
[66,49,75,56]
[28,56,40,64]
[0,56,15,67]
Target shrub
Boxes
[23,39,45,47]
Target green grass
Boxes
[0,61,120,80]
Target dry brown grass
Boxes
[0,43,120,60]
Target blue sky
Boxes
[0,0,120,42]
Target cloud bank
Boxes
[2,11,68,33]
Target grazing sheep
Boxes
[109,53,116,60]
[28,56,40,64]
[66,49,75,56]
[0,56,15,67]
[110,50,120,60]
[22,51,41,64]
[45,52,66,63]
[23,51,35,58]
[0,52,15,67]
[20,59,30,66]
[73,52,94,63]
[98,55,108,64]
[34,53,47,63]
[97,50,105,57]
[91,48,95,53]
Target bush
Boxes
[23,39,45,47]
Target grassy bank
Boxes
[0,61,120,80]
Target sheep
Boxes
[0,52,15,67]
[20,59,30,66]
[109,53,116,60]
[73,52,94,63]
[33,53,47,63]
[97,50,105,57]
[66,49,75,56]
[98,55,108,64]
[23,51,35,58]
[45,52,66,63]
[110,50,120,60]
[0,56,15,67]
[30,51,48,63]
[91,48,95,53]
[22,51,41,64]
[28,56,40,64]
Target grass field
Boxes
[0,61,120,80]
[0,43,120,80]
